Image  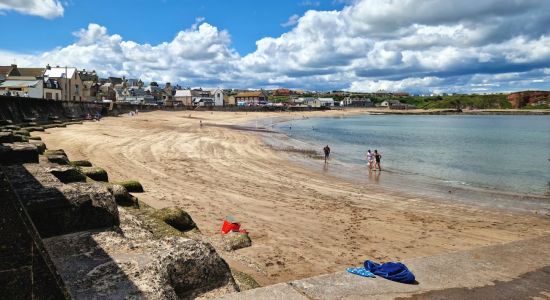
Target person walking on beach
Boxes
[366,149,374,170]
[323,145,331,164]
[374,150,382,171]
[200,120,203,128]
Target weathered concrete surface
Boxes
[0,142,38,165]
[218,235,550,299]
[3,163,119,238]
[44,208,239,299]
[0,169,71,299]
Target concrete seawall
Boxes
[0,96,151,125]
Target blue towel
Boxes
[346,267,375,278]
[364,260,416,284]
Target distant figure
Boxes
[135,109,139,115]
[374,150,382,171]
[323,145,331,163]
[200,120,203,128]
[24,92,29,97]
[366,149,374,170]
[95,111,101,121]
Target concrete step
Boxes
[218,235,550,299]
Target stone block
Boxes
[48,166,87,183]
[4,165,119,238]
[43,209,238,299]
[0,143,39,165]
[153,207,197,232]
[223,231,252,251]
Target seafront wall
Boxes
[0,96,150,125]
[0,100,259,298]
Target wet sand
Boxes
[35,110,550,286]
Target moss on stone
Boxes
[14,129,30,136]
[223,231,252,251]
[153,207,197,232]
[44,149,67,156]
[22,126,45,132]
[114,180,144,192]
[14,135,29,142]
[81,167,109,182]
[124,203,189,239]
[49,167,87,183]
[69,160,93,167]
[46,155,70,165]
[109,184,139,207]
[231,269,261,291]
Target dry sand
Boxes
[35,110,550,286]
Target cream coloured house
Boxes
[44,66,83,101]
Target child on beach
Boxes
[374,150,382,171]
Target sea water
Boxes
[274,114,550,197]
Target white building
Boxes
[0,79,43,98]
[210,88,224,106]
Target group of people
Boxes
[322,145,382,171]
[366,149,382,171]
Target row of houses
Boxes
[0,64,416,109]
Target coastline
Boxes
[258,116,550,214]
[34,110,550,286]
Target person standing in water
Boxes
[374,149,382,171]
[366,149,374,170]
[323,145,331,164]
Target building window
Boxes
[46,92,52,99]
[55,93,59,100]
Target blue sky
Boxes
[1,0,550,93]
[0,0,346,56]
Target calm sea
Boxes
[274,115,550,197]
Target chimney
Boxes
[46,64,51,70]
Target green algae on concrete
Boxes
[124,203,191,239]
[44,149,67,157]
[49,166,87,183]
[69,160,93,167]
[231,270,261,291]
[114,180,144,192]
[109,184,139,207]
[81,167,109,182]
[153,207,197,232]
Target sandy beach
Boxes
[35,110,550,286]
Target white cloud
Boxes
[0,0,64,19]
[2,0,550,92]
[281,14,300,27]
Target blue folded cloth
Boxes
[364,260,416,284]
[346,267,375,278]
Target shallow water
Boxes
[273,115,550,197]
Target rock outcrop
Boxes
[507,91,550,108]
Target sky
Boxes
[0,0,549,93]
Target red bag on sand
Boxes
[221,215,241,234]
